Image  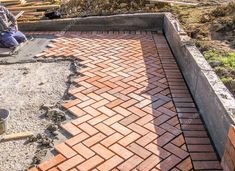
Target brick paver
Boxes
[29,31,222,171]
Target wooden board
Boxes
[148,0,198,6]
[7,4,60,11]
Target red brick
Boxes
[106,99,124,108]
[72,114,92,126]
[101,92,117,101]
[65,132,89,147]
[187,145,214,152]
[129,106,149,117]
[38,154,65,171]
[76,155,104,171]
[144,123,166,135]
[119,114,140,126]
[101,132,124,147]
[128,123,149,135]
[55,143,77,159]
[136,132,158,146]
[63,99,81,109]
[120,99,138,108]
[103,114,124,125]
[190,153,218,160]
[113,106,132,116]
[91,143,115,159]
[98,106,117,116]
[118,132,141,147]
[137,154,162,171]
[92,99,109,108]
[58,155,85,171]
[28,167,39,171]
[185,137,211,144]
[83,133,106,147]
[61,122,81,136]
[109,144,133,159]
[111,123,132,135]
[160,123,182,136]
[176,157,193,171]
[228,125,235,147]
[97,155,124,171]
[68,106,86,117]
[78,122,99,135]
[193,161,222,170]
[82,106,101,116]
[164,143,189,159]
[145,143,171,159]
[127,143,151,159]
[73,143,95,159]
[88,114,108,125]
[156,154,181,171]
[117,155,143,171]
[154,132,175,147]
[95,123,115,136]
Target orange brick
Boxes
[38,154,65,171]
[63,99,81,109]
[68,106,86,117]
[117,155,143,170]
[176,157,193,171]
[128,106,148,117]
[78,122,99,135]
[98,106,117,116]
[55,143,77,159]
[136,154,161,171]
[73,143,95,159]
[111,123,132,135]
[145,143,170,159]
[76,155,104,171]
[97,155,124,171]
[61,122,81,136]
[83,106,101,116]
[118,132,141,147]
[83,133,106,147]
[101,132,124,147]
[127,143,151,159]
[106,99,124,108]
[228,125,235,147]
[109,144,133,159]
[113,106,132,117]
[136,132,158,146]
[128,123,149,135]
[65,132,89,147]
[119,114,140,126]
[164,143,189,159]
[58,155,85,171]
[95,123,115,136]
[88,114,109,125]
[104,114,124,125]
[91,144,115,159]
[72,114,92,126]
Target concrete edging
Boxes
[163,13,235,157]
[19,13,164,31]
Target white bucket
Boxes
[0,109,10,134]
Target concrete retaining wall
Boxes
[163,13,235,157]
[19,13,164,31]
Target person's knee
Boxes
[14,31,27,43]
[0,34,19,48]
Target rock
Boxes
[120,3,128,8]
[201,14,211,23]
[209,61,222,68]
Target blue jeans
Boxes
[0,29,27,48]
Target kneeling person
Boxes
[0,6,27,49]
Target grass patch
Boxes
[204,50,235,69]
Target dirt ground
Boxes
[0,61,71,171]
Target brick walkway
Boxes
[29,32,222,171]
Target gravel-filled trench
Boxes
[0,61,72,171]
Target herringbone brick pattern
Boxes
[29,31,222,171]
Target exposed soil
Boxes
[0,62,71,171]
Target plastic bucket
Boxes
[0,109,9,134]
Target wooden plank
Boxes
[0,132,33,142]
[7,4,60,11]
[148,0,198,6]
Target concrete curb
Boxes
[19,13,164,32]
[163,13,235,157]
